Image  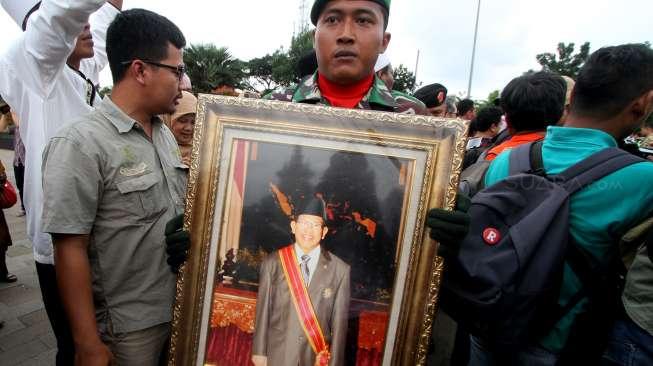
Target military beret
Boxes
[310,0,391,25]
[414,83,448,108]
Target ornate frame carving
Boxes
[168,95,468,366]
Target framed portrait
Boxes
[169,95,468,366]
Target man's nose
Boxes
[336,19,355,45]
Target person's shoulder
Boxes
[326,250,350,270]
[611,159,653,190]
[391,91,428,115]
[391,90,424,106]
[263,85,297,102]
[484,149,512,186]
[52,109,103,140]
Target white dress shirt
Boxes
[294,244,321,285]
[0,0,118,264]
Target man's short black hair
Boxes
[414,83,448,108]
[107,9,186,83]
[571,44,653,119]
[500,71,566,132]
[298,50,318,79]
[472,106,503,133]
[456,99,475,117]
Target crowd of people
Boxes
[0,0,651,365]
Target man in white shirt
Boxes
[0,1,122,364]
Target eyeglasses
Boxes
[121,60,186,81]
[296,221,324,230]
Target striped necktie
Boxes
[300,254,310,285]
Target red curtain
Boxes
[205,325,254,366]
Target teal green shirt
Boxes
[485,126,653,352]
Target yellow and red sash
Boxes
[278,245,330,366]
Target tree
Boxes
[247,54,276,93]
[184,44,247,94]
[392,64,420,94]
[285,29,314,85]
[246,50,294,95]
[535,42,590,78]
[475,89,500,109]
[244,30,314,95]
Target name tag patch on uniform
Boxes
[120,162,148,177]
[322,287,333,299]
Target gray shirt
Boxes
[623,244,653,336]
[41,97,187,333]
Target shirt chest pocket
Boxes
[115,172,165,221]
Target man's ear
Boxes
[437,91,446,105]
[290,220,297,235]
[631,90,653,122]
[380,32,391,54]
[130,61,148,86]
[321,226,328,239]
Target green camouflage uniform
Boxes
[265,72,428,115]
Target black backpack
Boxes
[440,141,645,347]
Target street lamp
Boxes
[467,0,481,99]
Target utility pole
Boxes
[414,49,420,84]
[467,0,481,99]
[297,0,309,35]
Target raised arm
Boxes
[2,0,106,99]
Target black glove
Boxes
[165,214,190,274]
[426,194,471,245]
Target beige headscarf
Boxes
[164,91,197,165]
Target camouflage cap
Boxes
[310,0,391,25]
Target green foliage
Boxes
[288,30,314,76]
[246,29,314,94]
[475,89,500,109]
[392,64,419,94]
[535,42,591,79]
[184,44,247,94]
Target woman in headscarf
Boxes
[163,91,197,166]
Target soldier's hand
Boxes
[165,214,190,274]
[426,194,471,246]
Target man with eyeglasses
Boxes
[252,197,351,366]
[0,0,122,364]
[40,8,187,366]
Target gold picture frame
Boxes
[169,94,468,366]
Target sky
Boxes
[1,0,651,100]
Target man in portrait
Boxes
[252,197,351,366]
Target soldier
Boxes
[164,0,470,290]
[264,0,427,115]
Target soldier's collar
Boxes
[292,73,322,103]
[292,72,397,111]
[366,75,397,110]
